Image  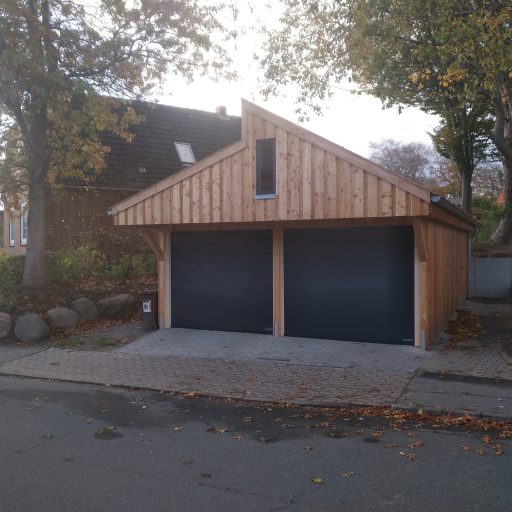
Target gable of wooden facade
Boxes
[111,100,431,226]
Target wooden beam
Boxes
[273,226,284,336]
[429,204,476,233]
[142,231,165,261]
[413,218,429,262]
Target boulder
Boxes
[96,294,137,318]
[0,312,11,339]
[47,307,79,330]
[14,313,50,343]
[70,298,98,323]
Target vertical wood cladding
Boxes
[114,109,430,227]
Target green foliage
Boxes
[46,244,156,284]
[0,0,235,286]
[0,251,24,299]
[102,252,157,281]
[46,243,107,284]
[473,198,504,242]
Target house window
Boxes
[174,142,196,165]
[20,214,27,245]
[8,221,14,246]
[256,138,276,197]
[20,204,27,246]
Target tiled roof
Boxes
[69,99,241,190]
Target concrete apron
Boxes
[117,328,432,372]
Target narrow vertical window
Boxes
[256,138,276,196]
[20,214,27,245]
[8,221,15,246]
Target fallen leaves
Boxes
[340,472,354,478]
[407,440,425,449]
[311,477,323,485]
[207,427,230,434]
[327,431,349,438]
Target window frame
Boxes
[20,213,27,245]
[174,141,196,165]
[255,138,277,198]
[8,220,15,247]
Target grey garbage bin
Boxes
[142,290,158,331]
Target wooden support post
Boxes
[155,231,172,329]
[414,220,430,348]
[273,226,284,336]
[413,218,428,263]
[143,230,171,329]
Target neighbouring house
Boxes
[111,100,477,347]
[2,101,241,257]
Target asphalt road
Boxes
[0,376,510,512]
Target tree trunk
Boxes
[490,157,512,243]
[22,174,48,288]
[490,80,512,244]
[460,169,473,213]
[21,108,50,289]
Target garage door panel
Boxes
[284,227,414,344]
[171,230,273,334]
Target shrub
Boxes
[101,252,157,281]
[0,251,24,301]
[473,200,503,242]
[47,243,107,283]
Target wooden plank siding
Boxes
[114,107,430,227]
[415,219,469,346]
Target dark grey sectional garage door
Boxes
[171,230,273,334]
[284,226,414,345]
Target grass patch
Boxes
[94,337,115,347]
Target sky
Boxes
[155,2,440,158]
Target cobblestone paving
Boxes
[1,300,511,411]
[0,348,412,406]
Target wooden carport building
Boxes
[111,100,476,348]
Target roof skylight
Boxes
[174,142,196,165]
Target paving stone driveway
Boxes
[0,346,416,406]
[1,301,511,416]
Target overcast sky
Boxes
[155,2,440,158]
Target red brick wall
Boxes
[45,188,146,255]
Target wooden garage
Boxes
[111,100,476,347]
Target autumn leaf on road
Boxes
[232,434,243,441]
[207,427,230,433]
[383,443,397,448]
[475,448,486,456]
[407,441,425,449]
[459,445,470,451]
[328,431,349,438]
[311,477,323,485]
[340,472,354,478]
